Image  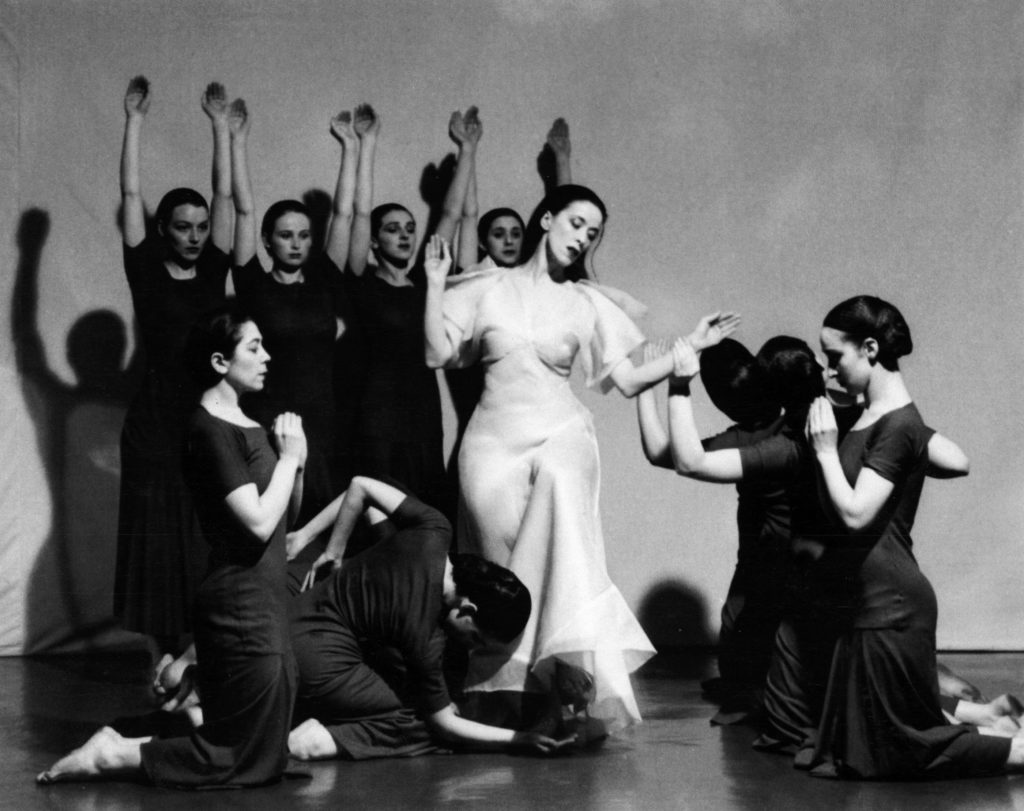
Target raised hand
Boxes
[353,103,379,138]
[124,75,150,118]
[670,337,700,381]
[688,311,741,351]
[227,98,249,137]
[424,234,452,286]
[201,81,228,122]
[462,105,482,145]
[330,109,357,146]
[546,117,571,158]
[273,412,307,467]
[448,110,467,145]
[805,396,839,454]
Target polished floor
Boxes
[5,651,1024,810]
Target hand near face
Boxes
[227,98,250,137]
[670,337,700,381]
[353,103,380,138]
[546,117,571,158]
[201,82,228,122]
[329,109,356,147]
[273,412,307,467]
[424,234,452,286]
[805,396,839,454]
[124,75,151,118]
[689,311,740,351]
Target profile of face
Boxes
[442,601,487,651]
[542,201,603,269]
[215,320,271,394]
[819,327,874,396]
[264,212,312,271]
[159,204,210,266]
[372,209,416,266]
[484,215,524,267]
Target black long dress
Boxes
[346,269,450,517]
[140,408,295,787]
[232,254,353,523]
[807,404,1010,779]
[113,239,227,637]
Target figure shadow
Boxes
[13,208,142,654]
[637,578,715,678]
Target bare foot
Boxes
[288,718,338,761]
[36,727,144,784]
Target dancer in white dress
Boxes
[423,185,738,731]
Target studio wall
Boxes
[1,0,1021,654]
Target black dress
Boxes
[289,495,452,759]
[346,269,450,516]
[140,408,295,787]
[232,254,353,523]
[807,404,1010,779]
[113,239,227,637]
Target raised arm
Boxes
[436,107,481,255]
[926,432,970,479]
[458,109,481,271]
[223,413,307,542]
[325,109,358,269]
[120,76,150,248]
[666,339,744,482]
[806,397,894,530]
[547,117,572,186]
[228,99,257,266]
[348,103,380,275]
[201,82,232,253]
[423,235,455,368]
[636,341,673,468]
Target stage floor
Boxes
[5,651,1023,809]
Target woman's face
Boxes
[221,321,270,394]
[265,212,312,270]
[819,327,872,395]
[160,204,210,266]
[373,209,416,266]
[484,216,523,267]
[543,201,603,269]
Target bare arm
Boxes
[120,76,150,248]
[222,413,307,542]
[348,103,379,276]
[458,110,481,271]
[228,99,257,266]
[547,117,572,186]
[423,236,455,368]
[635,342,673,467]
[436,107,480,251]
[926,432,970,479]
[325,110,358,269]
[427,705,572,754]
[201,82,233,253]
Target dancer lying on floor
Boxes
[286,475,575,760]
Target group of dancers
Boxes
[36,77,1024,786]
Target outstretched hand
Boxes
[424,234,452,286]
[201,82,228,122]
[301,552,342,592]
[688,311,740,351]
[124,75,150,117]
[353,103,379,138]
[805,396,838,454]
[330,109,357,145]
[227,98,250,137]
[547,117,571,158]
[670,337,700,382]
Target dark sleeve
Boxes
[391,496,452,541]
[407,630,451,715]
[862,411,925,483]
[187,417,255,499]
[230,253,265,304]
[122,238,156,289]
[198,243,231,288]
[318,253,357,327]
[739,433,805,481]
[703,426,743,452]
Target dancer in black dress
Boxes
[286,476,571,760]
[805,296,1024,778]
[344,104,451,515]
[38,307,306,787]
[229,99,356,526]
[113,77,232,654]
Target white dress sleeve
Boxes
[440,267,504,368]
[575,283,646,392]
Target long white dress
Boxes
[442,266,656,730]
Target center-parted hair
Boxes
[478,207,525,247]
[370,202,414,238]
[522,184,607,282]
[260,199,311,241]
[822,295,912,372]
[183,305,254,390]
[155,187,209,230]
[451,554,531,644]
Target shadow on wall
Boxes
[13,208,144,654]
[637,577,715,650]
